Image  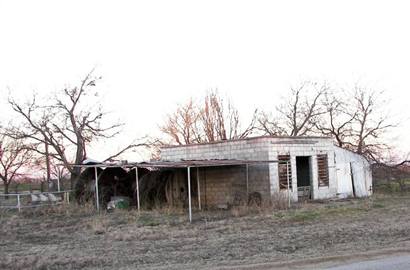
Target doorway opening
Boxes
[296,156,311,200]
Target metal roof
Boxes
[71,159,278,169]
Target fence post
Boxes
[17,194,21,212]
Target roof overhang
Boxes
[71,159,278,169]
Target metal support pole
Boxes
[286,161,291,208]
[135,167,140,212]
[187,167,192,223]
[17,194,21,212]
[57,177,61,192]
[94,167,100,211]
[197,167,201,210]
[246,164,249,199]
[67,191,70,204]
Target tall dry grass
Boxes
[270,191,290,210]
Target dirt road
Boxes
[1,194,410,269]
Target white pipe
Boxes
[17,194,21,212]
[187,167,192,222]
[246,164,249,200]
[286,161,291,208]
[197,167,201,210]
[57,177,61,192]
[94,167,99,211]
[135,167,140,212]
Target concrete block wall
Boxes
[161,137,272,205]
[160,136,339,205]
[161,137,271,161]
[198,166,247,207]
[247,164,271,200]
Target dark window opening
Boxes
[278,155,292,190]
[296,156,311,187]
[317,154,329,187]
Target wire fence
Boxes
[0,190,72,212]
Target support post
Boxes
[17,194,21,212]
[246,164,249,199]
[197,167,201,210]
[286,161,291,208]
[135,167,140,212]
[57,177,61,192]
[94,167,99,211]
[187,167,192,223]
[66,191,70,204]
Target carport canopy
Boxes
[72,159,279,222]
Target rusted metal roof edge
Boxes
[70,159,279,169]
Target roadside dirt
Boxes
[1,194,410,270]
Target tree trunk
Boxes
[4,182,9,200]
[70,170,80,190]
[45,140,51,186]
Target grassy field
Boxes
[1,193,410,269]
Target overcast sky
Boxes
[0,0,409,160]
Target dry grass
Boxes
[230,205,249,217]
[270,191,290,210]
[230,191,290,217]
[87,214,110,235]
[1,194,410,269]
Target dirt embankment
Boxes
[1,194,410,270]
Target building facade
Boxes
[160,136,372,207]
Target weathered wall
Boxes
[198,166,246,207]
[160,136,372,206]
[267,137,336,201]
[334,147,372,198]
[161,137,271,206]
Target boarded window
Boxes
[278,155,292,190]
[317,154,329,187]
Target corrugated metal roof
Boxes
[72,159,278,169]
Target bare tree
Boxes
[0,134,32,195]
[160,99,202,145]
[200,91,257,142]
[314,91,357,147]
[345,87,394,161]
[257,111,287,136]
[312,85,394,161]
[7,71,141,188]
[259,81,328,136]
[160,91,257,145]
[32,154,69,190]
[259,81,395,161]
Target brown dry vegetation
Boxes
[1,194,410,270]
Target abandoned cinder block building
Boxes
[160,136,372,207]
